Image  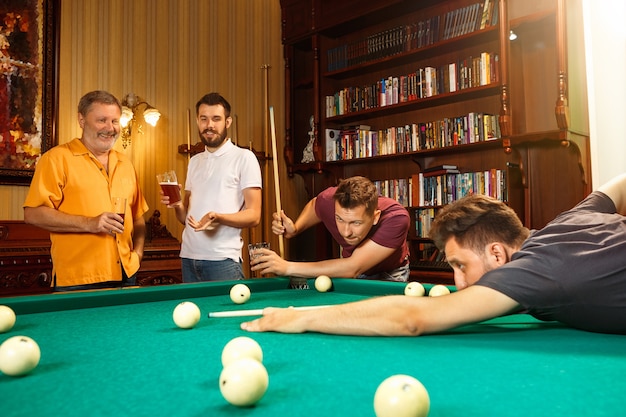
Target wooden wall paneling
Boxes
[509,13,558,135]
[525,140,588,229]
[280,0,313,43]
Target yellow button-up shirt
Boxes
[24,139,149,286]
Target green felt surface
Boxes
[1,278,626,417]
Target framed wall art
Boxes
[0,0,59,185]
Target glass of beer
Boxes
[157,171,181,205]
[111,197,126,225]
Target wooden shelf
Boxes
[281,0,590,279]
[324,138,507,166]
[323,26,499,80]
[326,84,502,125]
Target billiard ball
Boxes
[172,301,201,329]
[404,282,425,297]
[0,335,41,377]
[314,275,333,292]
[219,357,269,407]
[373,374,430,417]
[221,336,263,367]
[0,305,16,333]
[230,283,251,304]
[428,285,451,297]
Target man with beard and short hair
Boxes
[161,92,262,282]
[24,90,149,291]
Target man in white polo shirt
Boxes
[161,93,262,282]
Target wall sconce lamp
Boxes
[119,93,161,149]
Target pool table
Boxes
[1,278,625,417]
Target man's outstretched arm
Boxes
[240,285,520,336]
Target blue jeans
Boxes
[181,258,244,282]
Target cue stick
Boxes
[269,106,285,258]
[208,304,332,318]
[261,64,271,246]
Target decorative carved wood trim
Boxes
[0,214,184,295]
[146,209,174,241]
[554,0,570,130]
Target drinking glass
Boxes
[111,197,126,225]
[157,170,181,205]
[248,242,270,260]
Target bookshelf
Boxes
[280,0,590,283]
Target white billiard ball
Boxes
[172,301,201,329]
[374,374,430,417]
[219,358,269,407]
[0,305,16,333]
[0,335,41,377]
[314,275,333,292]
[428,285,451,297]
[230,283,251,304]
[221,336,263,367]
[404,282,425,297]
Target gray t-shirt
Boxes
[476,192,626,334]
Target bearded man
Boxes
[161,93,262,282]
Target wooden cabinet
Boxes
[280,0,590,282]
[0,221,53,296]
[0,212,182,297]
[280,0,314,44]
[506,0,590,228]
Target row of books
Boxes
[412,168,509,237]
[373,178,411,208]
[414,208,437,240]
[369,166,509,216]
[442,0,499,41]
[413,167,509,207]
[326,0,499,72]
[326,16,440,72]
[325,52,499,118]
[324,112,501,162]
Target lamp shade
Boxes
[120,106,134,127]
[143,108,161,126]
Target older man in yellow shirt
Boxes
[24,90,149,291]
